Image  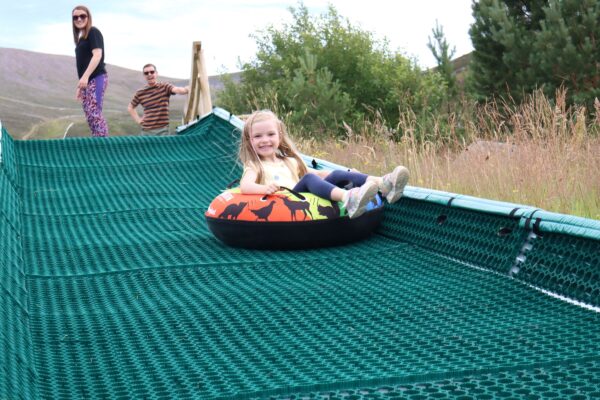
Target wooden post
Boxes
[183,41,212,124]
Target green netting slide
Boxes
[1,109,599,399]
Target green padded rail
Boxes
[1,126,38,400]
[0,110,599,399]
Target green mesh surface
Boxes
[514,232,600,307]
[378,197,527,274]
[260,359,600,399]
[1,110,599,399]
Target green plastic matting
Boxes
[1,110,599,399]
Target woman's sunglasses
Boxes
[72,14,88,22]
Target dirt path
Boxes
[21,115,82,140]
[20,109,128,140]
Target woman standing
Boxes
[72,5,109,137]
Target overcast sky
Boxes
[0,0,475,79]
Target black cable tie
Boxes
[311,159,318,169]
[447,197,456,207]
[524,217,543,236]
[280,186,307,201]
[532,217,543,236]
[524,209,541,230]
[225,178,240,189]
[509,207,520,218]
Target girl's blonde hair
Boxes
[72,5,93,45]
[239,110,308,184]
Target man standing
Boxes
[128,64,189,135]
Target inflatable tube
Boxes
[205,188,384,249]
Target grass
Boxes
[22,112,184,139]
[294,90,600,220]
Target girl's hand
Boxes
[78,76,89,89]
[75,87,82,101]
[264,183,280,194]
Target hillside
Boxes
[0,47,231,139]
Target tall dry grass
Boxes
[295,90,600,219]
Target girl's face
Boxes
[250,118,281,161]
[72,9,88,30]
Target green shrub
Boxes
[216,2,452,140]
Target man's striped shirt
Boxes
[130,82,174,130]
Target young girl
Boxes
[239,110,409,219]
[72,5,109,137]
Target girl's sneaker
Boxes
[344,180,379,219]
[380,166,409,203]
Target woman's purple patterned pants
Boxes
[81,74,109,137]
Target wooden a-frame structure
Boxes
[183,41,213,124]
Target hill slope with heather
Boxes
[0,47,232,139]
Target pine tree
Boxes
[533,0,600,106]
[428,20,457,96]
[470,0,600,106]
[286,51,352,136]
[469,0,547,102]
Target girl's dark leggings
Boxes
[292,170,368,199]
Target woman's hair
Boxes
[72,5,93,44]
[239,110,308,184]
